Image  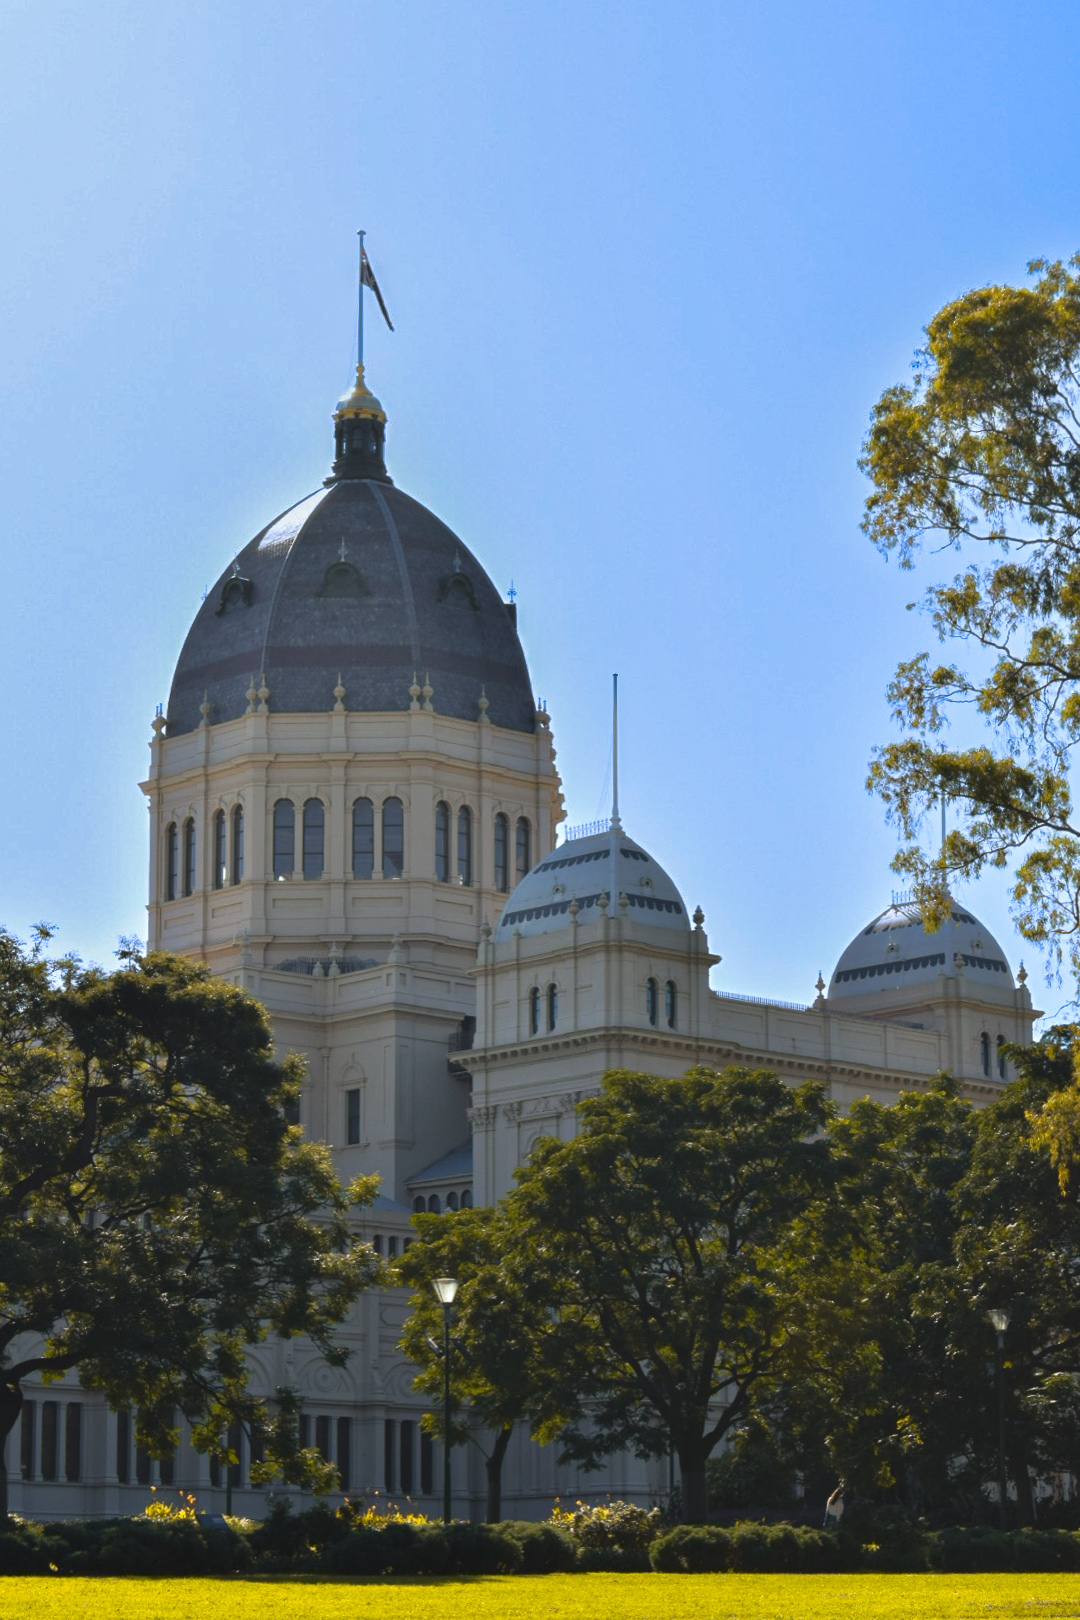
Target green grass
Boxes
[2,1573,1080,1620]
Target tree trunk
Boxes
[485,1425,513,1522]
[1008,1437,1036,1527]
[679,1450,709,1523]
[0,1386,23,1520]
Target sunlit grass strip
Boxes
[3,1573,1080,1620]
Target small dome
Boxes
[497,824,689,940]
[830,896,1014,998]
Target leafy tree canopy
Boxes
[860,254,1080,982]
[507,1066,831,1523]
[0,928,378,1514]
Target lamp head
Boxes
[988,1307,1011,1333]
[432,1276,459,1306]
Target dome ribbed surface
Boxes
[167,480,534,735]
[830,899,1014,996]
[497,826,689,940]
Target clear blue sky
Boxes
[2,0,1078,1015]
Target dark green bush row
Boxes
[651,1521,1080,1574]
[6,1509,1080,1576]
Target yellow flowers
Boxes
[141,1489,198,1521]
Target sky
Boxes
[2,0,1079,1017]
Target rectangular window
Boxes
[228,1419,243,1490]
[210,1451,221,1489]
[387,1235,397,1258]
[298,1414,311,1452]
[346,1087,362,1145]
[250,1426,265,1468]
[371,1234,382,1256]
[116,1409,130,1484]
[41,1401,58,1481]
[494,813,509,892]
[182,820,196,896]
[352,798,374,879]
[336,1418,351,1492]
[213,811,226,889]
[232,806,244,884]
[273,800,295,879]
[399,1419,414,1496]
[136,1435,152,1486]
[315,1415,332,1462]
[20,1401,35,1481]
[383,1419,395,1493]
[420,1428,434,1496]
[302,799,324,880]
[65,1403,82,1482]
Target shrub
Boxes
[321,1520,522,1576]
[651,1521,863,1573]
[248,1498,347,1564]
[499,1520,577,1573]
[550,1498,663,1551]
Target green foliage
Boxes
[652,1522,857,1573]
[497,1518,578,1571]
[706,1418,799,1511]
[0,928,379,1509]
[0,1514,249,1575]
[550,1498,663,1550]
[858,253,1080,980]
[508,1066,831,1521]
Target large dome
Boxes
[830,897,1015,999]
[167,372,534,736]
[496,823,689,941]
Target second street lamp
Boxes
[988,1306,1011,1531]
[432,1276,458,1523]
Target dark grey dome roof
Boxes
[167,479,535,735]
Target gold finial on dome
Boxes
[335,362,386,424]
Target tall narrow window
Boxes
[980,1031,991,1077]
[494,813,509,892]
[435,801,451,882]
[20,1401,35,1481]
[516,817,531,881]
[529,986,540,1035]
[228,1420,244,1490]
[457,805,473,886]
[315,1415,332,1462]
[346,1087,362,1146]
[400,1420,415,1495]
[116,1409,131,1484]
[165,823,178,901]
[446,1191,459,1211]
[420,1428,434,1495]
[273,800,295,879]
[41,1401,58,1481]
[298,1415,311,1450]
[231,805,244,884]
[547,983,558,1031]
[382,797,404,877]
[65,1403,82,1481]
[997,1035,1007,1080]
[428,1194,441,1214]
[665,980,677,1029]
[384,1419,395,1492]
[302,798,324,880]
[213,810,226,889]
[352,797,374,879]
[182,818,196,896]
[337,1418,351,1492]
[136,1423,151,1485]
[646,977,658,1026]
[461,1189,473,1208]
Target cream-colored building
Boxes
[6,359,1036,1521]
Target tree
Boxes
[395,1204,547,1521]
[859,254,1080,982]
[0,929,378,1516]
[506,1066,832,1523]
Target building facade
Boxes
[6,358,1037,1520]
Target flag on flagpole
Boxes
[361,248,394,331]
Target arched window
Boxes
[997,1035,1007,1080]
[352,797,374,879]
[165,823,178,901]
[516,817,531,881]
[212,810,226,890]
[413,1196,425,1214]
[461,1189,473,1209]
[182,818,196,897]
[665,980,677,1029]
[457,805,473,886]
[980,1031,991,1076]
[529,986,540,1035]
[273,800,295,879]
[646,977,658,1026]
[382,797,404,877]
[231,805,244,884]
[427,1194,441,1214]
[435,801,451,882]
[494,813,509,892]
[446,1191,459,1211]
[302,799,324,880]
[547,983,558,1031]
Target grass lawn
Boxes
[3,1573,1080,1620]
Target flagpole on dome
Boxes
[357,229,365,371]
[611,673,622,832]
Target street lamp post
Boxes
[989,1307,1011,1531]
[432,1276,458,1523]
